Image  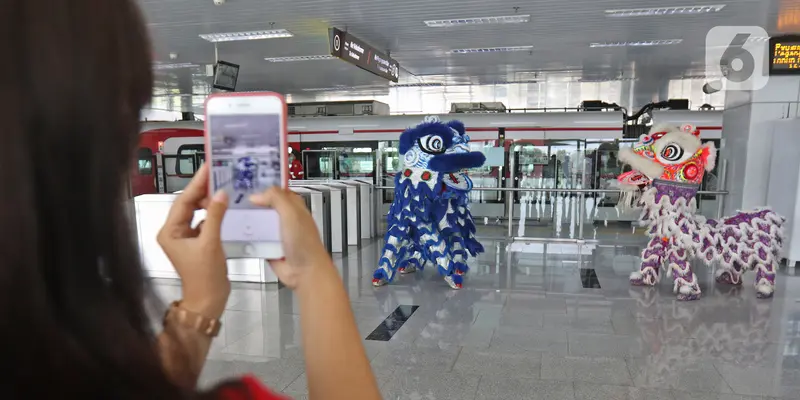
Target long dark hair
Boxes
[0,0,189,398]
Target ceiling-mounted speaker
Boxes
[702,80,723,94]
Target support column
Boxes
[720,76,800,215]
[631,76,670,110]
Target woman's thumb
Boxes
[249,186,286,210]
[202,190,229,239]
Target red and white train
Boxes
[133,109,723,197]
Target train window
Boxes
[176,144,204,175]
[137,147,153,175]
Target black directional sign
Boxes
[329,27,400,82]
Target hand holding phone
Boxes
[249,187,330,289]
[204,92,288,258]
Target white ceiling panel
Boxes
[138,0,793,105]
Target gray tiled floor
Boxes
[153,233,800,399]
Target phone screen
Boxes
[208,113,283,242]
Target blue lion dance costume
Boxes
[373,117,486,289]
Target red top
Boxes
[289,160,304,180]
[216,375,291,400]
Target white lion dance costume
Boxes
[373,117,486,290]
[618,124,785,300]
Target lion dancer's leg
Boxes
[421,229,462,289]
[667,244,701,301]
[399,244,423,275]
[754,211,783,298]
[449,232,469,276]
[754,253,777,299]
[715,261,744,286]
[630,237,665,286]
[372,224,410,287]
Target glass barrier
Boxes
[338,149,375,179]
[376,138,727,228]
[377,140,504,203]
[466,140,502,203]
[302,149,337,180]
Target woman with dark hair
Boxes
[0,1,381,399]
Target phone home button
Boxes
[244,244,255,256]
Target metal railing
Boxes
[373,185,729,242]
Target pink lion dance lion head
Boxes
[617,124,717,191]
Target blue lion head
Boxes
[398,116,485,172]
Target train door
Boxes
[162,137,204,192]
[378,142,399,202]
[302,149,339,180]
[301,143,377,181]
[131,147,157,196]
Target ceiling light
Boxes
[451,45,533,54]
[300,87,351,92]
[153,62,199,70]
[495,79,539,84]
[391,82,445,87]
[265,55,337,62]
[590,39,683,48]
[199,29,293,43]
[579,77,637,82]
[300,85,385,92]
[424,14,530,27]
[605,5,726,17]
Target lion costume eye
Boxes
[418,135,445,154]
[655,141,695,165]
[660,144,684,162]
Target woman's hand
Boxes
[249,187,331,289]
[158,165,230,319]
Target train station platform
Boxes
[152,231,800,400]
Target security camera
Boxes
[702,80,723,95]
[213,0,226,5]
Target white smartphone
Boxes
[204,92,287,259]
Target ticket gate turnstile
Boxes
[291,184,347,254]
[310,182,360,247]
[289,186,330,253]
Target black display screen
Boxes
[769,35,800,75]
[329,27,400,82]
[213,60,240,91]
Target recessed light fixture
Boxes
[495,79,539,84]
[451,45,533,54]
[579,77,637,82]
[424,14,530,27]
[391,82,445,87]
[199,29,294,43]
[590,39,683,48]
[264,55,337,62]
[605,5,726,17]
[301,85,384,92]
[153,62,199,70]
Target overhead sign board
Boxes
[769,35,800,75]
[329,27,400,82]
